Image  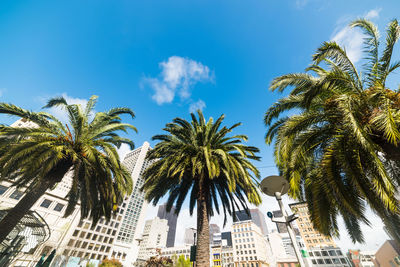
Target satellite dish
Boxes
[260,175,289,196]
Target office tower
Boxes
[289,202,336,249]
[62,142,151,266]
[184,228,197,245]
[231,220,270,266]
[210,224,221,244]
[157,204,178,247]
[137,217,169,261]
[234,208,268,236]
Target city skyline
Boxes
[0,0,398,255]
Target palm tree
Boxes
[0,95,136,243]
[142,111,261,267]
[264,19,400,242]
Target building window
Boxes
[54,203,65,212]
[9,190,23,200]
[0,185,8,195]
[40,199,52,208]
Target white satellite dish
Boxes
[260,175,289,196]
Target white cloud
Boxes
[331,8,382,63]
[189,99,206,113]
[45,93,88,122]
[144,56,213,105]
[117,143,132,161]
[365,8,382,20]
[331,26,364,63]
[296,0,309,8]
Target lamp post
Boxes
[260,175,306,267]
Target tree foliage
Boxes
[99,258,123,267]
[265,19,400,242]
[0,95,136,242]
[142,110,261,266]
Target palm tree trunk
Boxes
[0,159,72,244]
[195,185,210,267]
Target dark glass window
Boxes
[54,203,65,212]
[10,190,23,200]
[0,185,8,195]
[40,199,52,208]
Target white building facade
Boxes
[137,217,169,261]
[232,220,270,267]
[308,246,351,267]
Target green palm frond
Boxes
[265,19,400,243]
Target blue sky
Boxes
[1,0,399,251]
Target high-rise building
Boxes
[184,228,197,245]
[210,223,221,244]
[221,232,233,247]
[231,220,271,266]
[234,209,268,236]
[137,217,169,261]
[157,204,178,247]
[289,202,336,249]
[61,142,152,266]
[0,173,81,266]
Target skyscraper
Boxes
[234,208,268,235]
[157,204,178,247]
[62,142,152,266]
[289,202,336,249]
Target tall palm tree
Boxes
[0,95,136,243]
[142,111,261,267]
[264,19,400,242]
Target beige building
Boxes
[373,240,400,267]
[289,202,336,249]
[231,220,270,267]
[137,217,169,261]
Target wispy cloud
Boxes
[365,8,382,20]
[0,88,6,97]
[42,93,89,122]
[143,56,213,108]
[189,99,206,113]
[331,8,382,63]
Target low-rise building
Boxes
[160,244,192,261]
[308,246,351,267]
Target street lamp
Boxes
[260,175,306,267]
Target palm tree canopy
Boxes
[142,110,262,225]
[265,19,400,242]
[0,95,136,224]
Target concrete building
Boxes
[184,228,197,245]
[157,204,178,247]
[137,217,169,261]
[267,231,300,267]
[347,250,375,267]
[373,240,400,267]
[161,244,192,261]
[234,209,268,236]
[0,174,81,266]
[211,245,235,267]
[61,142,152,266]
[210,223,221,244]
[308,246,351,267]
[232,220,270,267]
[289,202,336,249]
